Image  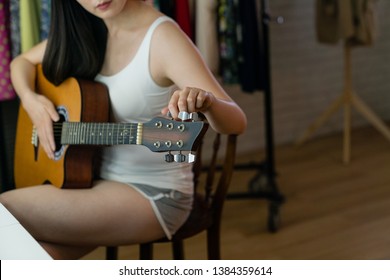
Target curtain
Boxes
[20,0,41,52]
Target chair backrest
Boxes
[171,131,237,241]
[200,132,237,226]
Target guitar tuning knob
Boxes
[189,112,199,122]
[178,111,190,121]
[166,111,173,119]
[174,153,186,163]
[165,153,174,163]
[187,152,196,163]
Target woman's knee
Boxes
[0,189,13,208]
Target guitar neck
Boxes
[59,122,142,145]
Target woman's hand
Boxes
[162,87,216,119]
[21,92,59,159]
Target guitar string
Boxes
[52,123,138,144]
[53,124,190,137]
[51,123,193,149]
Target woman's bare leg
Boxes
[0,180,165,259]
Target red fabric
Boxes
[0,0,16,101]
[175,0,193,40]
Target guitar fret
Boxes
[77,123,81,144]
[117,124,120,144]
[121,123,126,144]
[103,123,107,145]
[89,123,93,144]
[80,123,85,144]
[96,123,100,145]
[110,123,114,145]
[69,123,72,144]
[108,123,112,145]
[73,123,78,144]
[101,123,105,145]
[72,123,76,144]
[97,123,101,145]
[111,123,115,145]
[106,123,109,145]
[130,124,133,145]
[74,123,78,144]
[85,123,88,144]
[126,124,132,145]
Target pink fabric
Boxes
[0,0,16,101]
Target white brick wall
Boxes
[222,0,390,156]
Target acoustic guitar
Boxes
[14,65,208,189]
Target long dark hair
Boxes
[42,0,108,85]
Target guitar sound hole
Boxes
[52,111,67,161]
[54,114,66,153]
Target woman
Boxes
[0,0,246,259]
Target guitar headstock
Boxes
[142,114,208,162]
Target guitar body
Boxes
[14,65,110,189]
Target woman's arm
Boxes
[10,40,59,159]
[152,21,247,135]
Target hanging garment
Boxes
[40,0,51,40]
[316,0,378,46]
[175,0,193,40]
[238,0,265,93]
[9,0,20,58]
[218,0,242,84]
[195,0,219,74]
[20,0,41,52]
[0,0,16,101]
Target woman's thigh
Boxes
[0,180,165,246]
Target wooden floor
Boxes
[83,124,390,260]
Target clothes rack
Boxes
[227,0,285,232]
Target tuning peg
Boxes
[178,111,190,121]
[187,152,196,163]
[189,112,199,122]
[166,111,173,119]
[165,152,174,163]
[174,152,186,163]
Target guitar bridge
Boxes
[31,126,39,162]
[31,126,38,147]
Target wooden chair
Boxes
[106,132,237,260]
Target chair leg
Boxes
[172,241,185,260]
[106,246,118,260]
[139,243,153,259]
[207,225,221,260]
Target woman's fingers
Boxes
[167,87,214,119]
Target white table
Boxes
[0,203,52,260]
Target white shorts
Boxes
[129,183,193,240]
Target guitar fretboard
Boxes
[59,122,143,145]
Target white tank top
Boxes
[95,17,194,194]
